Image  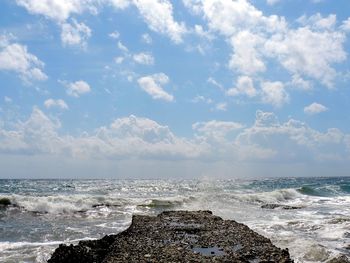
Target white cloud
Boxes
[264,27,346,88]
[254,110,279,127]
[1,108,349,167]
[114,56,124,64]
[0,38,47,82]
[65,80,91,97]
[117,41,129,52]
[341,17,350,32]
[133,0,187,43]
[108,0,131,9]
[228,30,266,75]
[137,73,174,102]
[0,107,61,155]
[261,81,289,107]
[193,120,243,138]
[184,0,346,88]
[16,0,98,22]
[298,13,336,30]
[0,108,200,159]
[194,24,214,40]
[214,102,227,111]
[61,19,92,48]
[237,110,349,162]
[290,74,313,91]
[44,99,69,110]
[133,52,154,65]
[191,95,213,104]
[109,30,120,39]
[141,33,153,44]
[207,77,223,91]
[304,102,328,115]
[17,0,187,44]
[227,75,257,97]
[187,0,286,37]
[0,34,13,47]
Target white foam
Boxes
[0,237,97,251]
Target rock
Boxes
[0,197,11,207]
[327,255,350,263]
[261,203,302,210]
[48,210,293,263]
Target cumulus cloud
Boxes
[44,99,69,110]
[15,0,94,22]
[297,13,336,30]
[61,19,92,48]
[133,52,154,65]
[0,37,47,82]
[65,80,91,97]
[264,27,346,88]
[304,102,328,115]
[261,81,289,107]
[17,0,187,44]
[185,0,286,37]
[229,30,265,75]
[137,73,174,101]
[237,110,349,162]
[0,107,61,155]
[227,76,257,97]
[183,0,347,88]
[133,0,187,43]
[193,120,243,138]
[0,108,200,159]
[0,108,349,165]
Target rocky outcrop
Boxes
[0,197,12,208]
[327,255,350,263]
[48,210,293,263]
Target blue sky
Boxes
[0,0,350,179]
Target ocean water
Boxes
[0,177,349,263]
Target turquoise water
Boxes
[1,177,350,262]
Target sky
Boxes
[0,0,350,179]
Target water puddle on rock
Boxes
[192,246,225,256]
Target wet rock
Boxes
[48,210,294,263]
[0,197,11,208]
[261,203,302,210]
[327,255,350,263]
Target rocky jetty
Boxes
[48,210,293,263]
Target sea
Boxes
[0,177,349,263]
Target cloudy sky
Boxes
[0,0,350,179]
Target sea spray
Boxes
[1,177,350,263]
